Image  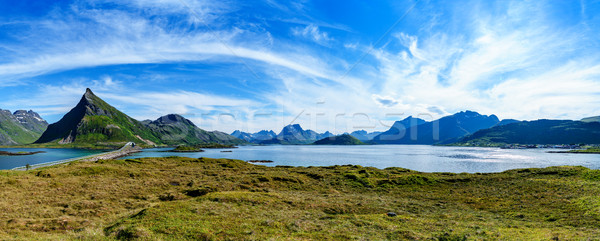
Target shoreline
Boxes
[548,151,600,154]
[6,144,600,173]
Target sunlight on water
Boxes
[122,145,600,173]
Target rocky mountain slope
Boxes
[145,114,244,145]
[0,109,48,145]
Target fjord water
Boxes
[0,148,106,170]
[123,145,600,173]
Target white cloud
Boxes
[372,0,600,121]
[0,2,339,85]
[292,24,333,44]
[1,0,600,134]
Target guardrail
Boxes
[12,142,135,171]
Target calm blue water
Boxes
[121,145,600,173]
[0,148,107,170]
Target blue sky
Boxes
[1,0,600,134]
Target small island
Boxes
[193,143,237,149]
[0,150,45,156]
[550,148,600,154]
[168,146,205,153]
[167,143,237,153]
[313,134,365,145]
[248,160,274,163]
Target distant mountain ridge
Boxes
[35,89,242,147]
[458,119,600,145]
[233,124,334,144]
[349,130,383,141]
[232,111,513,145]
[0,109,48,145]
[372,111,506,145]
[231,130,277,143]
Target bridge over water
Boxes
[12,142,139,171]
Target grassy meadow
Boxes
[0,157,599,240]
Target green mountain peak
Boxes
[35,89,243,148]
[35,88,161,146]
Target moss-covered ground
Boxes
[1,157,599,240]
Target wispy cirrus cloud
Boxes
[372,0,600,121]
[292,24,333,45]
[1,0,600,133]
[0,1,337,83]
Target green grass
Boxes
[0,157,599,240]
[0,115,44,145]
[567,148,600,153]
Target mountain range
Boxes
[371,111,507,145]
[260,124,333,144]
[2,89,599,147]
[233,127,381,144]
[232,124,334,144]
[231,130,277,143]
[0,109,48,145]
[34,89,242,147]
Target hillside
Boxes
[0,109,48,145]
[458,119,600,145]
[313,134,365,145]
[145,114,244,145]
[372,111,501,144]
[35,89,160,147]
